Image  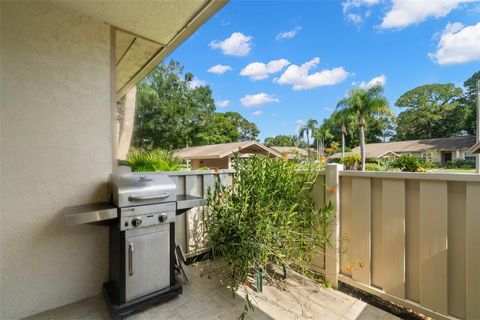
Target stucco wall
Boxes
[1,2,112,319]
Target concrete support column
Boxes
[324,163,343,287]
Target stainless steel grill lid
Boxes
[111,172,177,207]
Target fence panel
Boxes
[382,179,405,298]
[334,170,480,320]
[165,170,234,257]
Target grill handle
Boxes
[128,243,134,276]
[128,193,170,201]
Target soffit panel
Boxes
[116,32,162,92]
[55,0,207,45]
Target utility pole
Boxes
[477,80,480,174]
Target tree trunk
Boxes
[341,133,345,158]
[117,86,137,160]
[307,133,311,163]
[359,114,366,171]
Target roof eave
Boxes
[116,0,228,99]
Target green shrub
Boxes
[391,155,421,172]
[126,149,182,172]
[446,159,475,169]
[365,163,381,171]
[340,153,361,170]
[418,157,438,169]
[205,156,334,318]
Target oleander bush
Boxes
[205,156,334,318]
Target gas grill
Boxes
[63,168,205,319]
[105,170,182,318]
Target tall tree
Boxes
[394,84,465,140]
[337,85,391,171]
[197,112,259,145]
[463,71,480,135]
[332,108,356,157]
[264,135,301,147]
[312,123,333,156]
[132,60,259,150]
[298,119,318,161]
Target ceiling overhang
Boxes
[55,0,228,99]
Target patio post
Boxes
[476,80,479,174]
[324,163,342,287]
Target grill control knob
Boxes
[158,214,168,223]
[131,217,142,227]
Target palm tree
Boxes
[336,85,391,171]
[313,123,333,157]
[298,119,318,161]
[332,108,356,158]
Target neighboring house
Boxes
[175,141,281,169]
[330,136,477,165]
[270,146,309,160]
[471,141,480,153]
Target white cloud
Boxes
[380,0,471,30]
[342,0,381,13]
[276,26,302,40]
[358,74,387,89]
[342,0,381,24]
[347,13,363,25]
[275,57,349,90]
[296,119,304,124]
[208,64,233,74]
[430,22,480,65]
[240,93,279,107]
[216,99,230,108]
[209,32,253,56]
[188,77,206,89]
[252,111,263,116]
[240,59,290,81]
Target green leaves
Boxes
[132,60,259,150]
[390,154,421,172]
[394,83,466,140]
[205,156,334,317]
[126,149,182,172]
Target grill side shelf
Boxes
[63,202,118,226]
[175,195,206,215]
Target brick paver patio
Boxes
[26,263,399,320]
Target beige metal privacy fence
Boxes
[318,164,480,320]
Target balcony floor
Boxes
[26,263,399,320]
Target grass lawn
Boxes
[428,168,477,174]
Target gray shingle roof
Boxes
[330,136,476,159]
[174,141,281,159]
[270,146,315,159]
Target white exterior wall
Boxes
[1,2,112,319]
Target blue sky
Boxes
[169,0,480,142]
